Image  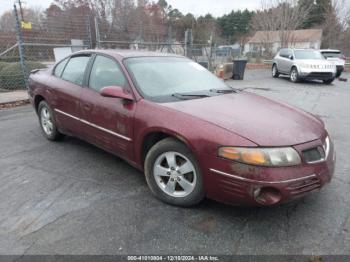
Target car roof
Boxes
[280,48,320,51]
[75,49,184,59]
[319,49,341,53]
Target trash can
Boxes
[232,59,248,80]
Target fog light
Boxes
[254,187,282,205]
[253,188,261,198]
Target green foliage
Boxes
[0,61,46,90]
[217,9,254,42]
[0,62,8,73]
[299,0,332,28]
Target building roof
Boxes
[249,29,323,44]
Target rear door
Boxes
[80,54,136,159]
[51,54,92,135]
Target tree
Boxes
[217,9,254,43]
[321,0,350,49]
[251,0,313,53]
[299,0,332,28]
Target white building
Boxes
[244,29,323,55]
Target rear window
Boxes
[54,58,68,77]
[321,52,342,58]
[61,55,91,86]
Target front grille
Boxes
[287,177,321,196]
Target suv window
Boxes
[61,55,91,86]
[321,51,342,58]
[89,55,127,92]
[279,49,289,58]
[54,58,68,77]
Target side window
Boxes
[89,55,127,92]
[53,58,68,77]
[287,49,293,58]
[279,49,287,58]
[61,55,91,86]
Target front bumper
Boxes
[200,138,336,206]
[299,70,336,80]
[336,66,344,77]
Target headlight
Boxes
[300,63,311,69]
[218,147,301,167]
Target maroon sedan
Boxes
[28,50,335,207]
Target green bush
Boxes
[0,61,46,90]
[0,62,8,73]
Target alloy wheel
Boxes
[40,106,53,136]
[272,66,277,76]
[290,69,298,82]
[153,151,197,198]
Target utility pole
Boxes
[15,0,24,21]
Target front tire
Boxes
[272,64,279,78]
[144,138,204,207]
[38,101,64,141]
[323,78,335,85]
[290,67,299,83]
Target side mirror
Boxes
[289,55,294,60]
[100,86,134,101]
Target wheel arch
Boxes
[139,129,195,167]
[34,94,46,114]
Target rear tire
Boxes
[144,138,205,207]
[323,78,335,85]
[38,101,64,141]
[272,64,279,78]
[290,67,299,83]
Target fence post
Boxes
[167,24,173,53]
[13,4,28,89]
[94,17,101,49]
[86,15,92,49]
[184,29,193,59]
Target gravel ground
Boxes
[0,70,349,255]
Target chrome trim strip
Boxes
[54,109,132,142]
[209,168,317,184]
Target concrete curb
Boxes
[0,99,30,110]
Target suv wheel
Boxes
[144,138,204,207]
[38,101,64,141]
[290,67,299,83]
[323,78,335,85]
[272,64,279,78]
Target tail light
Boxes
[341,55,346,61]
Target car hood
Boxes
[163,92,325,146]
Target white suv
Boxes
[320,49,346,78]
[272,48,337,84]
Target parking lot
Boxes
[0,69,349,255]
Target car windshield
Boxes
[294,50,325,60]
[124,57,231,102]
[321,52,342,58]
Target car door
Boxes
[80,54,136,159]
[284,49,294,73]
[51,54,92,135]
[278,49,289,73]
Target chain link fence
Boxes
[0,4,236,91]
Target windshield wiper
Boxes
[210,89,236,94]
[172,93,211,100]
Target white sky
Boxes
[0,0,262,17]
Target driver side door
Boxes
[80,54,136,160]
